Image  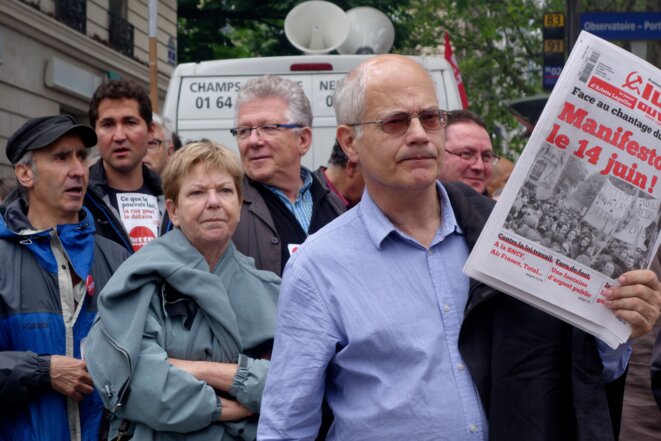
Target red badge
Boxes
[86,275,95,297]
[129,226,156,252]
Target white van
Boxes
[162,54,462,169]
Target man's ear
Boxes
[297,127,312,157]
[336,125,359,164]
[15,163,35,189]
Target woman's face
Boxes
[603,261,615,276]
[567,230,577,241]
[166,163,241,256]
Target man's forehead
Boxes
[446,122,492,148]
[238,97,288,122]
[98,99,142,118]
[363,83,438,118]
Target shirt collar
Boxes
[265,167,313,201]
[360,181,463,249]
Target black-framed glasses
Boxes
[348,109,448,135]
[230,123,304,140]
[147,138,162,151]
[445,150,500,166]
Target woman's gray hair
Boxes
[333,65,369,138]
[236,75,312,127]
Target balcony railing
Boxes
[54,0,86,34]
[109,11,134,58]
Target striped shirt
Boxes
[265,167,314,233]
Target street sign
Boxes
[543,12,566,91]
[581,12,661,40]
[544,13,565,28]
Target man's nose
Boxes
[70,157,87,177]
[406,117,431,143]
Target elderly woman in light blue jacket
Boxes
[85,141,279,441]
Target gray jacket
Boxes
[85,229,280,440]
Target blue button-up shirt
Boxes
[258,183,487,441]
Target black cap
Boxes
[6,114,97,164]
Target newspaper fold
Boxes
[464,31,661,349]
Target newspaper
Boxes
[463,31,661,349]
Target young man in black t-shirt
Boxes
[84,79,165,253]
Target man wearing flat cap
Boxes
[0,115,128,441]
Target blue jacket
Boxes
[0,190,129,441]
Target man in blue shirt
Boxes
[257,55,661,441]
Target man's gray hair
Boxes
[15,151,37,189]
[333,65,369,138]
[235,75,312,127]
[152,113,173,144]
[16,151,33,168]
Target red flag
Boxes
[444,31,469,109]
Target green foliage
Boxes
[175,0,565,157]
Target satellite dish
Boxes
[337,7,395,55]
[284,1,350,55]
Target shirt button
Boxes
[457,363,465,370]
[271,237,279,245]
[428,249,433,256]
[469,424,478,433]
[443,304,450,312]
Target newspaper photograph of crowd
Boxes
[505,141,661,278]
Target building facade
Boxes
[0,0,177,174]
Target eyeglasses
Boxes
[230,123,304,140]
[445,150,500,166]
[147,138,162,151]
[348,109,448,135]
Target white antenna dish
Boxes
[284,1,350,55]
[337,7,395,55]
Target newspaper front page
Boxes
[464,31,661,349]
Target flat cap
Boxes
[6,114,97,164]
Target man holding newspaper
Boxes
[257,53,661,441]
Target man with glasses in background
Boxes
[258,55,661,441]
[84,79,165,253]
[142,113,175,176]
[439,109,499,195]
[231,75,345,276]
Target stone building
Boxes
[0,0,177,174]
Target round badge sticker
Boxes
[129,226,156,251]
[86,275,95,297]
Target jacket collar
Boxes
[0,189,96,277]
[242,176,277,231]
[442,182,498,314]
[88,160,163,197]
